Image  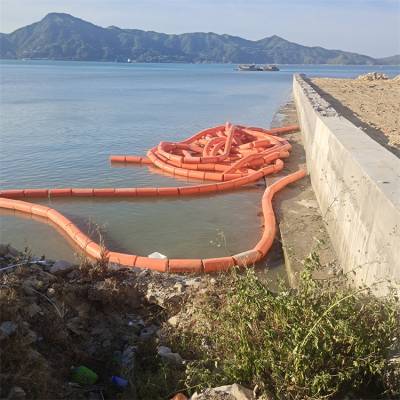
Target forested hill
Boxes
[0,13,397,65]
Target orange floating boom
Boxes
[0,123,305,273]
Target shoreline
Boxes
[1,58,400,67]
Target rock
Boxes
[66,317,87,336]
[23,329,38,344]
[0,321,17,338]
[127,317,145,332]
[74,302,91,318]
[87,392,102,400]
[7,386,26,400]
[137,269,150,279]
[22,281,35,296]
[22,277,49,295]
[191,390,233,399]
[139,324,158,340]
[145,285,180,309]
[148,251,167,259]
[28,264,44,274]
[21,321,30,329]
[91,324,112,339]
[214,384,254,400]
[185,277,202,288]
[191,384,254,400]
[173,282,184,294]
[357,72,389,81]
[50,260,74,275]
[0,244,20,257]
[157,345,172,354]
[167,315,179,327]
[34,280,45,290]
[41,271,57,283]
[26,303,42,317]
[0,244,9,256]
[28,349,46,362]
[66,270,80,280]
[158,346,183,366]
[121,345,137,370]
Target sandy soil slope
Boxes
[311,77,400,157]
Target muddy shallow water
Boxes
[1,61,398,267]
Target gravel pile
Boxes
[357,72,389,81]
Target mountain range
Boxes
[1,13,398,65]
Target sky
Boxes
[0,0,399,58]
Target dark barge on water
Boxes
[238,64,280,71]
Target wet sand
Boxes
[311,77,400,157]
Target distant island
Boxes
[1,13,399,65]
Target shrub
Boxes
[171,254,400,399]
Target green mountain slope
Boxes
[0,13,398,65]
[375,55,400,65]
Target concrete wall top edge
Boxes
[294,74,400,209]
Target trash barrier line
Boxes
[0,123,305,273]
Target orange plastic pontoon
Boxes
[0,123,306,273]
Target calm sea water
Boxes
[1,61,399,264]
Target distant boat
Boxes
[238,64,280,71]
[261,64,279,71]
[115,57,135,63]
[238,64,258,71]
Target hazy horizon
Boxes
[0,0,399,58]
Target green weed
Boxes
[169,254,400,399]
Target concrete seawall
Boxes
[293,74,400,295]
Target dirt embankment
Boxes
[0,245,205,400]
[311,76,400,157]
